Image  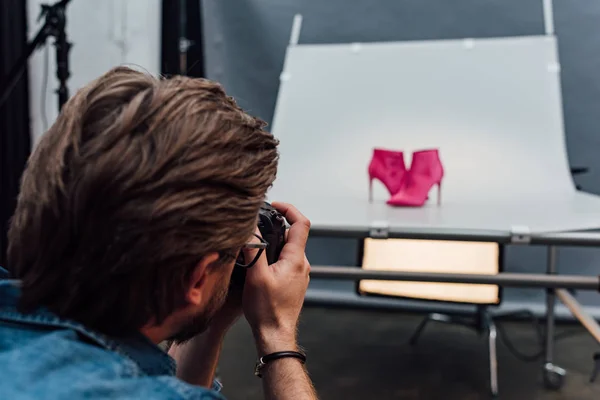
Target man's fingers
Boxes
[272,202,310,249]
[271,202,309,226]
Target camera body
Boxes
[229,202,287,287]
[257,202,287,265]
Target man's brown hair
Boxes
[7,66,279,335]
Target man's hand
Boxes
[243,203,317,399]
[242,202,311,355]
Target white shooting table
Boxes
[267,31,600,392]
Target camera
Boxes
[230,202,287,287]
[257,202,287,264]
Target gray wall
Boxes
[202,0,600,315]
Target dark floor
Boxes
[218,307,600,399]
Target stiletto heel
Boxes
[387,149,444,207]
[367,148,406,202]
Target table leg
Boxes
[543,246,566,390]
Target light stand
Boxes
[0,0,72,111]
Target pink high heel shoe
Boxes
[387,149,444,207]
[368,148,406,202]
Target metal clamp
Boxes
[369,220,389,239]
[510,225,531,244]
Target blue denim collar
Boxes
[0,268,175,377]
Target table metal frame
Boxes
[308,228,600,392]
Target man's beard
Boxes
[170,282,229,345]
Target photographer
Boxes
[0,66,317,400]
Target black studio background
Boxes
[0,0,31,266]
[161,0,205,77]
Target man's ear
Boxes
[186,252,221,306]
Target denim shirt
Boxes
[0,267,224,399]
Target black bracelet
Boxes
[254,351,307,378]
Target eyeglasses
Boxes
[234,234,268,269]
